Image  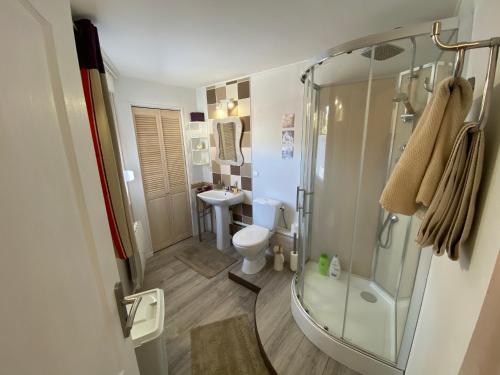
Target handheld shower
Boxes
[393,92,416,122]
[378,213,399,249]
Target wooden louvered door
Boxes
[160,109,193,243]
[132,107,192,251]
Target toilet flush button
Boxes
[253,171,259,177]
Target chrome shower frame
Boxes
[300,18,459,83]
[293,17,459,375]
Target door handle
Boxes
[114,282,143,338]
[296,186,305,212]
[296,186,313,216]
[123,296,142,337]
[303,190,313,216]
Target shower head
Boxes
[361,43,405,61]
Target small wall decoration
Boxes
[281,113,295,129]
[281,113,295,160]
[282,130,294,159]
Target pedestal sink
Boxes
[197,189,244,250]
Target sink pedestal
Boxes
[214,205,231,250]
[196,189,244,251]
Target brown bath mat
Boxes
[175,245,237,278]
[191,314,269,375]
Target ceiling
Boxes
[70,0,458,88]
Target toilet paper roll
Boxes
[290,251,298,272]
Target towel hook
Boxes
[431,21,500,131]
[453,49,465,78]
[475,44,498,131]
[431,21,499,51]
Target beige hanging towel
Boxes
[380,77,473,215]
[416,123,484,260]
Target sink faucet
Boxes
[218,181,238,192]
[114,282,142,338]
[230,180,239,193]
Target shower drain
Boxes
[361,291,377,303]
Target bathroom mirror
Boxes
[213,116,244,166]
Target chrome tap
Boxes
[230,180,239,193]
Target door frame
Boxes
[127,101,195,248]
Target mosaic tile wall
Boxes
[206,78,253,229]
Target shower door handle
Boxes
[296,186,305,212]
[303,190,313,216]
[296,186,313,216]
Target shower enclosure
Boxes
[292,19,458,375]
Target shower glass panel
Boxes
[305,51,372,337]
[342,41,405,361]
[297,29,457,366]
[296,69,317,307]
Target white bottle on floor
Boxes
[274,251,284,271]
[329,255,341,280]
[289,251,298,272]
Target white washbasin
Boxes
[197,189,244,206]
[197,189,245,250]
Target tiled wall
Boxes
[312,79,395,278]
[206,78,253,229]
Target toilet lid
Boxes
[233,225,270,248]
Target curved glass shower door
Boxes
[296,30,456,366]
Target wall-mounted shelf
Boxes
[188,121,210,166]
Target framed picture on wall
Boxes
[281,113,295,129]
[282,130,294,159]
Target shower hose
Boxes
[378,213,399,249]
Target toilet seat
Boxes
[233,225,270,248]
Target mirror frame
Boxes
[213,116,244,166]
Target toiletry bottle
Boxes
[290,250,298,272]
[318,253,329,276]
[330,255,341,280]
[274,252,284,271]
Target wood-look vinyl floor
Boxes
[142,234,359,375]
[229,258,360,375]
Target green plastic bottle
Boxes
[318,253,329,276]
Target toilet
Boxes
[232,197,281,274]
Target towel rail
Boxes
[431,21,500,131]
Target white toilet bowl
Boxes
[232,225,271,274]
[232,197,281,275]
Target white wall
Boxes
[250,62,307,227]
[114,76,198,255]
[407,0,500,373]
